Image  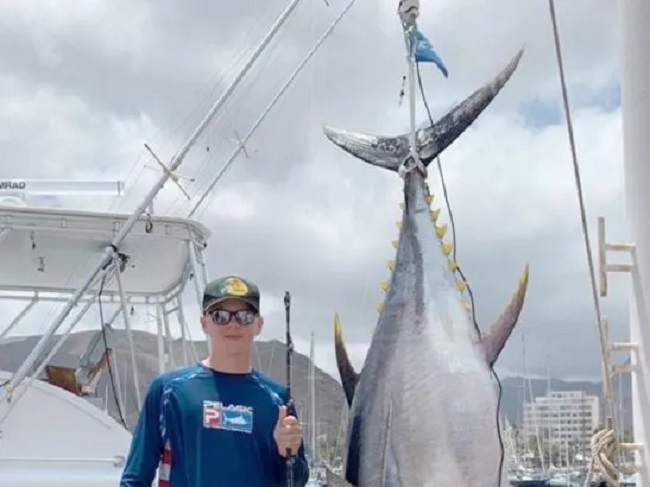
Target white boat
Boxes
[0,0,359,485]
[0,202,210,486]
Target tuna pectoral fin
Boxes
[326,467,356,487]
[480,264,530,366]
[334,313,359,407]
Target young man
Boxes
[119,275,310,486]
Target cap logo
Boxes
[220,277,249,297]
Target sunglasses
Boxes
[207,308,256,325]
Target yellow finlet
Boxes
[396,220,402,230]
[334,312,342,338]
[376,302,385,313]
[380,281,390,292]
[391,240,398,249]
[399,202,405,210]
[426,194,434,205]
[430,208,441,221]
[519,264,530,286]
[457,279,468,292]
[442,242,454,256]
[435,224,448,238]
[462,300,472,311]
[386,260,395,271]
[448,259,458,271]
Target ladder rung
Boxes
[619,464,640,475]
[611,342,639,352]
[605,242,635,252]
[612,364,636,374]
[606,263,634,272]
[619,442,643,452]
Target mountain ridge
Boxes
[0,330,632,447]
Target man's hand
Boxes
[273,405,303,457]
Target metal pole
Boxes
[188,0,359,218]
[0,296,38,341]
[309,331,317,461]
[111,346,127,429]
[113,254,142,409]
[155,304,166,374]
[176,298,190,364]
[398,0,420,165]
[162,303,177,369]
[284,291,294,487]
[621,0,650,483]
[176,295,198,363]
[187,242,205,309]
[3,0,304,395]
[196,243,210,290]
[188,241,211,356]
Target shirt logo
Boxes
[203,400,254,433]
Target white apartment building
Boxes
[522,391,600,449]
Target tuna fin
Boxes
[326,467,356,487]
[322,48,524,171]
[334,313,359,407]
[480,264,530,366]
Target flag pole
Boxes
[398,0,420,166]
[397,1,448,173]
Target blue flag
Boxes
[412,29,448,78]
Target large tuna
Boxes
[324,48,529,486]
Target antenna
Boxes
[0,179,124,207]
[143,143,194,200]
[230,129,252,159]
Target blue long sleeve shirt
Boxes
[120,363,309,486]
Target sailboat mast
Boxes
[546,357,551,469]
[620,0,650,484]
[309,331,317,461]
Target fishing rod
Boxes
[284,291,295,487]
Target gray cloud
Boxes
[0,0,627,384]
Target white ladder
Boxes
[598,216,645,480]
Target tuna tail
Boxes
[479,264,530,366]
[334,313,359,407]
[322,48,524,171]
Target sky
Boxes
[0,0,629,382]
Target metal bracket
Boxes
[598,216,635,297]
[230,129,252,159]
[397,153,426,179]
[398,0,419,27]
[144,143,194,200]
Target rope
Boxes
[547,1,620,484]
[584,427,619,487]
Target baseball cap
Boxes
[202,275,260,312]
